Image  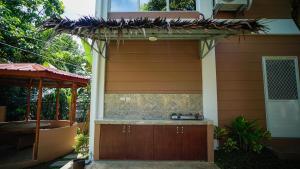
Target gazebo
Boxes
[0,63,89,166]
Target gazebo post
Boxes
[33,79,43,160]
[55,88,60,120]
[25,79,32,122]
[70,83,77,126]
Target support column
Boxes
[89,41,106,160]
[55,88,60,120]
[202,48,218,126]
[33,79,43,160]
[89,0,108,160]
[25,79,32,122]
[70,83,77,126]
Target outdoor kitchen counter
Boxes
[94,119,213,125]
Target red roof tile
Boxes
[0,63,90,88]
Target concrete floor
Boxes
[86,161,220,169]
[0,147,32,165]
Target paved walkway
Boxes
[49,153,77,168]
[85,161,220,169]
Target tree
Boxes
[41,34,87,74]
[0,0,64,63]
[169,0,195,11]
[142,0,166,11]
[0,0,92,121]
[142,0,195,11]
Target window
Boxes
[265,59,299,100]
[111,0,139,12]
[140,0,166,11]
[110,0,197,12]
[170,0,196,11]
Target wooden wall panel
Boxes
[216,35,300,128]
[216,0,292,19]
[106,40,202,93]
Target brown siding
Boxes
[106,40,201,93]
[216,35,300,127]
[216,0,292,19]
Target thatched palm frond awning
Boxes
[42,16,268,41]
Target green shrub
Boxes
[228,116,271,153]
[73,129,89,158]
[214,116,271,154]
[214,126,228,140]
[222,138,239,152]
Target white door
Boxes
[262,56,300,138]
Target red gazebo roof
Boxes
[0,63,89,88]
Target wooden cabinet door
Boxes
[99,124,127,159]
[154,125,181,160]
[181,125,207,160]
[126,125,154,160]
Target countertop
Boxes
[94,119,213,125]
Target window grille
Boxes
[265,59,298,100]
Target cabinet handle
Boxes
[181,126,184,134]
[176,126,179,134]
[122,125,126,133]
[128,125,131,133]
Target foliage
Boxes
[0,87,27,121]
[142,0,166,11]
[222,138,239,153]
[214,126,228,140]
[0,0,91,122]
[141,0,195,11]
[74,128,89,158]
[228,116,271,153]
[214,116,271,154]
[0,0,63,63]
[80,38,92,70]
[41,34,87,75]
[41,89,70,120]
[169,0,196,11]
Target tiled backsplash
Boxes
[104,94,202,120]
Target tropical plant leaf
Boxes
[81,38,93,65]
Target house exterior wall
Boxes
[91,0,300,158]
[106,40,202,93]
[104,40,203,119]
[216,35,300,127]
[216,0,292,19]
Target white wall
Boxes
[263,19,300,35]
[202,48,219,126]
[89,0,108,160]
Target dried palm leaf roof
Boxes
[42,16,268,40]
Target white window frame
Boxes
[109,0,200,12]
[262,56,300,133]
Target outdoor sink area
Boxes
[2,0,300,168]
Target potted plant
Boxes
[73,129,89,169]
[73,109,90,169]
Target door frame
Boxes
[262,56,300,137]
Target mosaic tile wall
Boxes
[104,94,202,120]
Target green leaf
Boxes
[43,61,57,69]
[81,38,93,65]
